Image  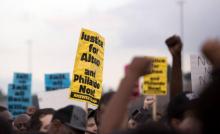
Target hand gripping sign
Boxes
[70,28,105,106]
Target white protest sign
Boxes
[190,55,212,95]
[37,89,97,110]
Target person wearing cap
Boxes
[86,109,97,134]
[47,105,93,134]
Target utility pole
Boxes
[177,0,185,43]
[27,40,32,73]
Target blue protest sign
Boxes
[8,72,32,117]
[13,73,32,85]
[45,73,70,91]
[8,84,32,117]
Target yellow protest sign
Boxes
[70,28,105,106]
[142,57,167,95]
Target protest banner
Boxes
[45,73,70,91]
[8,72,32,117]
[69,28,105,106]
[142,57,167,95]
[190,55,212,95]
[8,84,32,117]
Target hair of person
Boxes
[0,106,7,112]
[71,128,85,134]
[95,91,115,125]
[23,131,47,134]
[98,91,115,109]
[88,108,96,119]
[0,116,14,134]
[28,108,55,131]
[112,121,179,134]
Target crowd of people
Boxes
[1,35,220,134]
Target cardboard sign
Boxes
[8,84,32,117]
[142,57,167,95]
[70,28,105,106]
[45,73,70,91]
[190,55,212,95]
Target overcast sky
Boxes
[0,0,220,94]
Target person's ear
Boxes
[171,118,181,129]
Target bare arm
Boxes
[99,57,153,134]
[165,35,183,99]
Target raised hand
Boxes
[126,57,153,79]
[165,35,183,57]
[202,39,220,69]
[143,96,155,110]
